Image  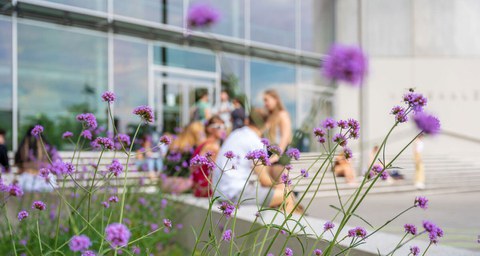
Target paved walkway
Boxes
[308,191,480,252]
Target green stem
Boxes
[37,218,43,254]
[4,205,18,256]
[421,242,432,256]
[389,233,408,256]
[87,149,105,222]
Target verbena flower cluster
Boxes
[76,113,98,129]
[101,91,116,103]
[133,105,154,123]
[323,44,368,86]
[105,223,131,248]
[187,3,220,28]
[245,149,271,166]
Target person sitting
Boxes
[333,152,356,185]
[191,116,226,197]
[0,129,10,174]
[213,108,300,214]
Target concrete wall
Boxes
[334,0,480,159]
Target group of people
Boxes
[149,89,300,212]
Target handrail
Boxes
[440,130,480,145]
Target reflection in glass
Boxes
[0,20,12,148]
[300,67,329,86]
[221,56,245,97]
[18,23,107,149]
[114,39,148,134]
[250,60,296,127]
[298,90,333,152]
[114,0,183,27]
[250,0,296,48]
[189,0,244,38]
[154,46,216,72]
[44,0,107,11]
[301,0,335,53]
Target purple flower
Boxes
[322,118,336,129]
[314,249,323,256]
[222,229,233,241]
[267,144,282,156]
[190,155,215,170]
[281,173,292,186]
[324,221,335,231]
[76,113,98,129]
[337,120,348,129]
[105,223,131,248]
[32,201,46,211]
[224,151,235,159]
[62,131,74,139]
[403,92,427,112]
[116,133,131,146]
[380,170,389,180]
[69,235,92,252]
[323,44,368,86]
[161,199,168,208]
[343,147,353,159]
[159,135,171,145]
[108,159,124,177]
[313,128,326,137]
[286,148,300,161]
[285,164,293,171]
[285,247,293,256]
[423,220,443,244]
[410,246,420,256]
[245,149,271,166]
[404,224,417,235]
[64,162,75,175]
[163,218,172,229]
[109,196,119,203]
[413,112,440,135]
[101,91,116,103]
[93,137,114,150]
[261,138,270,146]
[391,106,408,123]
[317,137,326,144]
[31,125,44,137]
[17,210,29,221]
[133,105,154,123]
[187,3,220,28]
[150,223,159,231]
[132,246,141,254]
[102,201,110,208]
[300,169,309,178]
[347,227,367,238]
[82,251,96,256]
[219,202,235,218]
[414,196,428,209]
[332,134,347,147]
[138,197,147,206]
[8,183,24,197]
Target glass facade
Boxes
[250,0,296,48]
[0,19,12,148]
[0,0,332,151]
[114,38,149,134]
[250,60,297,127]
[18,22,108,149]
[114,0,183,27]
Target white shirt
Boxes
[17,173,57,192]
[213,126,264,200]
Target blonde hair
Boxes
[264,89,288,142]
[170,121,205,152]
[264,89,286,113]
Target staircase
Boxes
[290,153,480,199]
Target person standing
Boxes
[191,90,212,123]
[0,129,10,174]
[230,96,246,131]
[414,135,425,189]
[215,90,234,130]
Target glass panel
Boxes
[44,0,107,11]
[154,46,216,72]
[298,90,333,152]
[189,0,244,38]
[0,20,12,149]
[221,55,245,97]
[18,23,108,150]
[114,0,183,27]
[162,82,183,133]
[250,60,296,128]
[301,0,335,53]
[300,67,330,86]
[114,38,148,134]
[250,0,296,48]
